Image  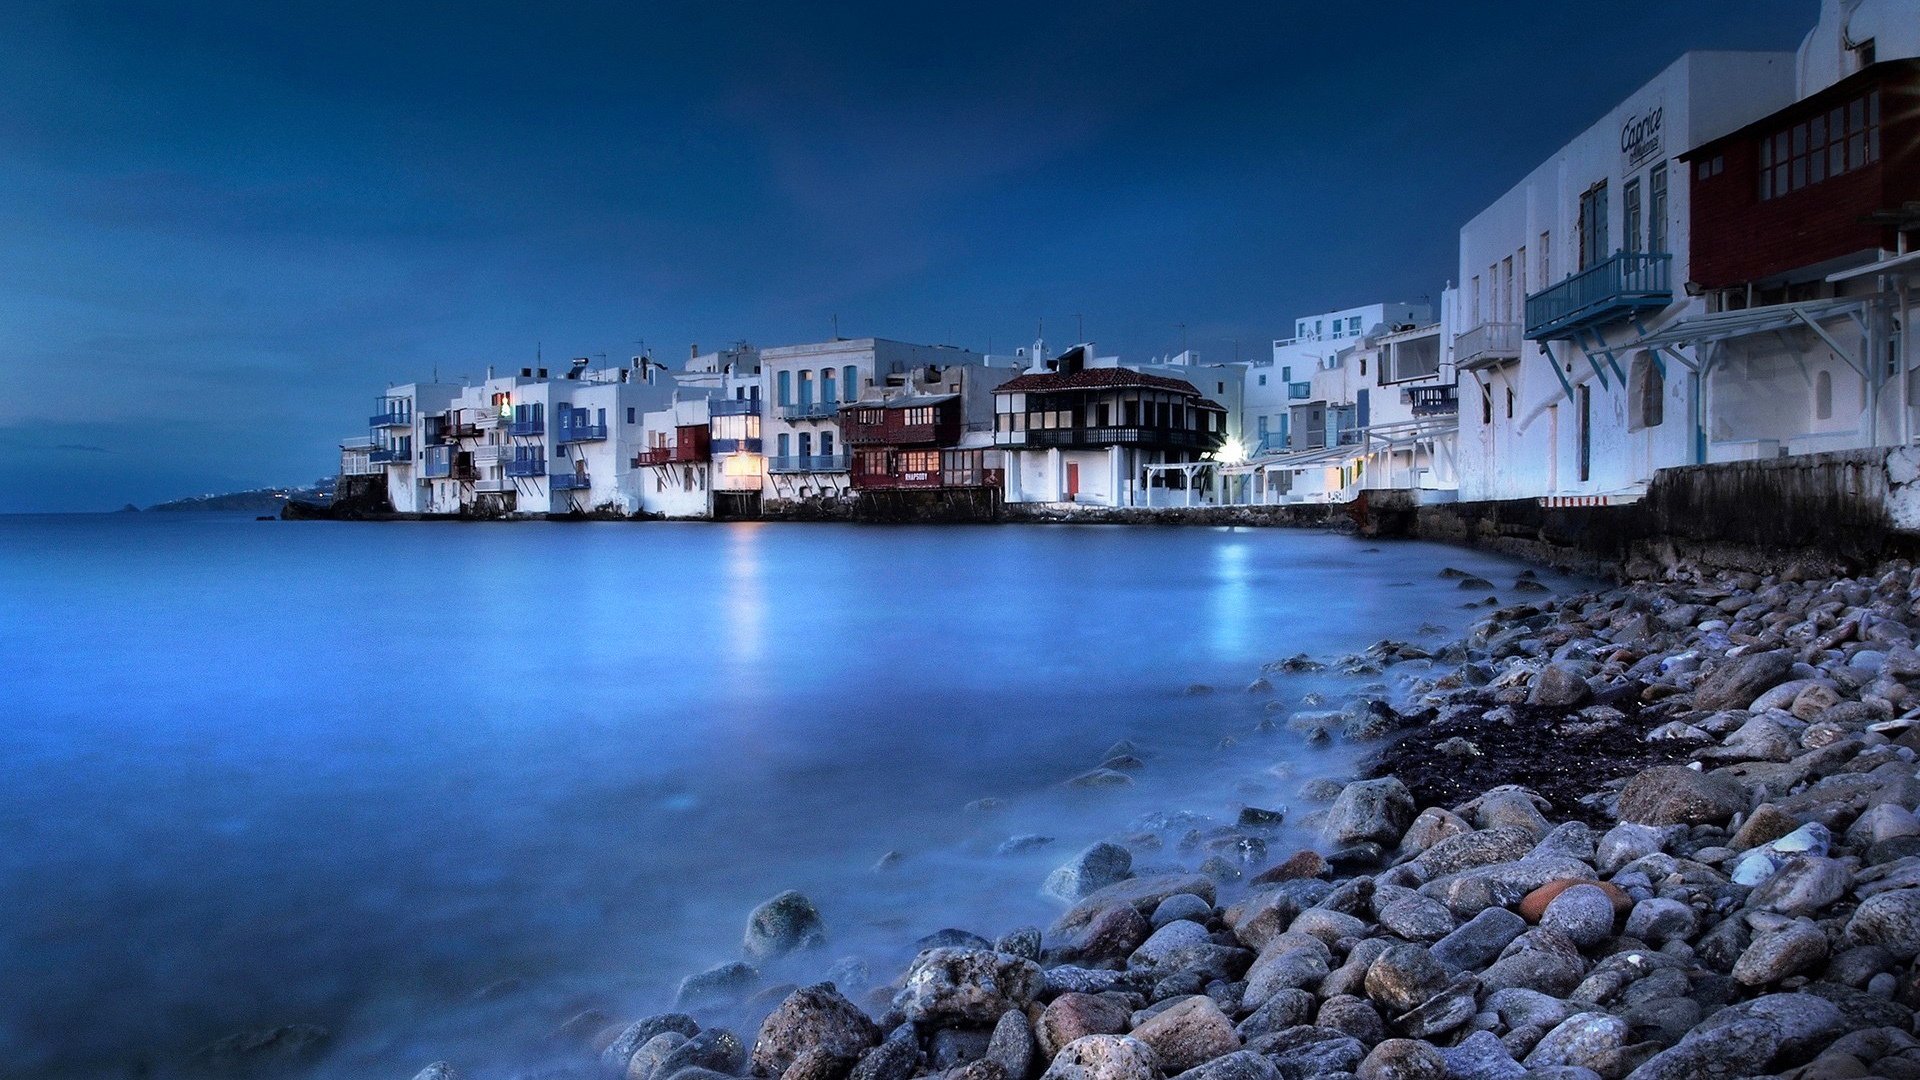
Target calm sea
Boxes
[0,514,1561,1078]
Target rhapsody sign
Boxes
[1621,105,1664,173]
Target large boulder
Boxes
[894,949,1045,1025]
[744,891,828,962]
[1035,993,1131,1060]
[602,1014,700,1078]
[1364,944,1448,1015]
[1845,887,1920,959]
[1357,1038,1446,1080]
[1044,843,1135,904]
[1692,649,1795,711]
[1129,996,1240,1075]
[1038,1035,1159,1080]
[1732,921,1829,986]
[1322,778,1416,848]
[1616,766,1747,827]
[751,984,880,1077]
[1054,875,1216,936]
[1528,663,1592,709]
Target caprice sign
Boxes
[1621,105,1664,173]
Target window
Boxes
[798,370,813,404]
[1577,383,1592,483]
[1540,232,1552,283]
[1760,91,1879,199]
[1472,276,1482,323]
[1501,258,1514,322]
[822,369,836,404]
[1359,357,1367,377]
[843,365,858,398]
[798,432,812,458]
[1517,246,1528,300]
[1480,382,1493,424]
[1506,386,1514,419]
[626,407,635,424]
[1258,374,1267,386]
[1629,352,1664,430]
[778,371,792,406]
[1815,370,1834,420]
[1649,164,1668,255]
[820,431,834,457]
[1348,316,1362,335]
[1696,154,1725,181]
[777,433,789,457]
[1624,178,1642,254]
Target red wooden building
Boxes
[841,392,1002,491]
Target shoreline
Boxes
[194,554,1920,1079]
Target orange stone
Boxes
[1517,879,1632,923]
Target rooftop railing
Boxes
[710,398,761,417]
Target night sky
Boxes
[1,1,1817,511]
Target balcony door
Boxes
[1578,181,1609,269]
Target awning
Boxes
[1827,249,1920,283]
[1631,296,1874,374]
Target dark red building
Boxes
[842,392,1000,491]
[1686,59,1920,299]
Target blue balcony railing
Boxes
[710,437,764,454]
[767,453,851,474]
[508,418,545,436]
[711,398,761,417]
[370,410,411,427]
[368,447,406,464]
[1287,381,1313,400]
[505,458,546,478]
[550,473,591,491]
[1525,252,1673,340]
[555,422,608,444]
[779,401,840,421]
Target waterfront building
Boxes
[843,364,1004,504]
[1453,50,1797,502]
[1242,302,1432,457]
[1641,0,1920,461]
[993,345,1228,507]
[630,346,764,518]
[369,382,459,513]
[760,338,987,509]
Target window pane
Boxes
[1831,142,1846,174]
[1811,149,1827,183]
[1792,156,1807,189]
[1851,132,1868,169]
[1792,123,1807,154]
[1811,114,1827,147]
[1851,98,1866,130]
[1760,139,1773,167]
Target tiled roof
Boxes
[993,368,1204,396]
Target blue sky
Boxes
[0,1,1816,511]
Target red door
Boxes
[1065,462,1079,501]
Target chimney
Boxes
[521,367,532,378]
[538,367,548,379]
[690,342,699,359]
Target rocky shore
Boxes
[225,558,1920,1080]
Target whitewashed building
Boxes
[1453,50,1798,502]
[760,338,985,509]
[1242,303,1431,456]
[370,382,458,513]
[628,346,764,518]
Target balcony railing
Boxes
[1287,381,1313,400]
[556,423,608,444]
[768,453,851,473]
[1454,321,1522,369]
[1021,426,1224,451]
[505,458,546,478]
[710,437,763,454]
[370,410,411,428]
[474,410,508,428]
[710,398,761,417]
[1525,252,1673,340]
[475,477,513,493]
[779,401,841,421]
[508,418,545,436]
[550,473,591,491]
[1408,385,1459,416]
[368,447,407,464]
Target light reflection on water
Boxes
[0,515,1567,1079]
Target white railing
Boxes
[1454,321,1522,368]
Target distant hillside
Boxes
[146,480,333,513]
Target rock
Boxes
[1239,806,1288,828]
[1730,804,1802,851]
[1317,994,1387,1044]
[1074,906,1153,965]
[1398,808,1474,858]
[1035,993,1131,1059]
[1748,856,1851,917]
[412,1065,457,1080]
[1364,944,1448,1015]
[656,1029,748,1080]
[1000,835,1058,856]
[895,949,1044,1026]
[1054,875,1216,936]
[1322,778,1416,848]
[1733,921,1829,986]
[1357,1038,1446,1080]
[1518,880,1630,924]
[985,1009,1035,1080]
[1242,941,1332,1008]
[1129,919,1232,974]
[1168,1050,1278,1080]
[752,984,881,1078]
[1415,827,1538,878]
[1431,907,1527,975]
[1045,843,1135,904]
[1845,888,1920,960]
[1037,1035,1159,1080]
[997,926,1043,961]
[1376,892,1456,942]
[1850,803,1920,848]
[744,892,828,962]
[1152,894,1214,928]
[604,1015,701,1078]
[1069,769,1135,789]
[629,1033,691,1080]
[1530,664,1593,708]
[848,1039,916,1080]
[1693,649,1796,711]
[1539,885,1618,950]
[783,1047,858,1080]
[1392,974,1479,1039]
[1616,766,1747,827]
[1623,1017,1781,1080]
[1622,898,1695,945]
[678,963,762,1009]
[1250,1027,1365,1080]
[931,1029,993,1070]
[1235,988,1316,1040]
[186,1026,333,1076]
[1224,890,1302,952]
[1129,996,1240,1074]
[1523,1013,1632,1079]
[921,929,996,950]
[1440,1030,1526,1080]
